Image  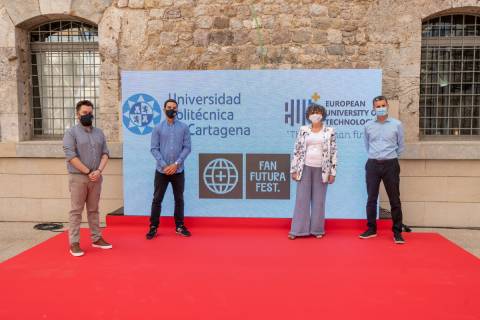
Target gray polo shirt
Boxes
[63,124,109,174]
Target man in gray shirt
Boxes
[63,100,112,257]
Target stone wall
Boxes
[0,0,480,226]
[381,160,480,227]
[0,0,479,143]
[0,158,123,222]
[1,157,479,227]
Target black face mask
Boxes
[80,113,94,126]
[165,109,177,119]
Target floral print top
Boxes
[290,125,338,183]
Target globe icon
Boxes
[203,158,239,195]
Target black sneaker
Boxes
[394,233,405,244]
[176,225,191,237]
[359,229,377,239]
[146,226,157,240]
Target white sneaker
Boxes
[70,243,84,257]
[92,238,113,249]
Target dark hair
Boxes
[372,95,388,105]
[306,103,327,121]
[164,98,178,109]
[76,100,94,112]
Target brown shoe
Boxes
[69,243,84,257]
[92,237,112,249]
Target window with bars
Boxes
[30,20,99,138]
[420,14,480,138]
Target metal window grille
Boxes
[420,14,480,138]
[30,21,99,138]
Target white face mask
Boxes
[309,114,322,123]
[375,107,388,116]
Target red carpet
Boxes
[1,216,479,320]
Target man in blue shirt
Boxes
[360,95,406,244]
[146,99,192,239]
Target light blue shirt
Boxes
[151,119,191,173]
[364,117,405,160]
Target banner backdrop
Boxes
[121,69,382,218]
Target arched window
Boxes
[30,20,99,138]
[420,14,480,137]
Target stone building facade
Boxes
[0,0,479,227]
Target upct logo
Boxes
[199,154,243,199]
[122,93,162,135]
[284,92,320,126]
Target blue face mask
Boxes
[375,107,388,116]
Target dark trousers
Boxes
[150,170,185,228]
[365,158,403,234]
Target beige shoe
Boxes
[315,234,324,239]
[69,243,84,257]
[92,237,112,249]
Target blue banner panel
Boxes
[122,69,382,218]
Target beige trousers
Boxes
[68,174,103,244]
